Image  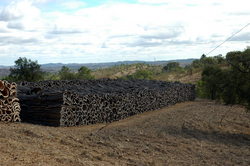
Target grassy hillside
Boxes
[92,62,203,84]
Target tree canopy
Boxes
[58,66,94,80]
[9,57,45,82]
[162,62,182,72]
[77,66,94,80]
[135,69,154,80]
[200,64,223,100]
[58,66,76,80]
[196,48,250,110]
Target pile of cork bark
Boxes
[17,79,195,127]
[0,80,21,122]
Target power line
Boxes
[206,22,250,56]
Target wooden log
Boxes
[15,79,195,127]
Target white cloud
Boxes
[0,0,249,65]
[0,0,41,21]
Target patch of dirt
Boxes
[0,99,250,165]
[112,68,138,78]
[167,74,175,81]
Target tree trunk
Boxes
[211,91,215,100]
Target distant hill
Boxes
[0,68,11,77]
[40,58,196,72]
[0,58,196,76]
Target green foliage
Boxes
[187,54,226,70]
[77,66,94,80]
[214,54,226,64]
[9,57,45,82]
[134,69,154,80]
[197,48,250,110]
[58,66,76,80]
[200,54,206,62]
[191,59,203,69]
[223,49,250,106]
[162,62,185,76]
[116,69,154,80]
[162,62,182,72]
[195,80,208,98]
[49,74,59,80]
[44,72,59,80]
[219,69,238,105]
[201,64,223,100]
[0,75,14,82]
[58,66,94,80]
[202,57,216,66]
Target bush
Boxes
[134,70,154,80]
[162,62,182,72]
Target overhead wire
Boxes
[205,22,250,56]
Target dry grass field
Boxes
[1,99,250,166]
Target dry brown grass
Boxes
[92,65,161,79]
[179,72,202,84]
[1,99,250,165]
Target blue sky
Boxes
[0,0,249,65]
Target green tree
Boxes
[200,54,206,62]
[223,49,250,107]
[200,64,223,100]
[197,48,250,110]
[9,57,45,82]
[219,69,238,105]
[162,62,182,72]
[58,66,76,80]
[214,54,225,64]
[191,59,203,69]
[202,57,216,66]
[77,66,94,80]
[135,69,154,80]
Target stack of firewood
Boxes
[17,79,195,127]
[0,80,21,122]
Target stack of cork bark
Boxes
[17,79,195,127]
[0,80,21,122]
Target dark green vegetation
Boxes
[196,48,250,110]
[6,57,45,82]
[162,62,184,73]
[58,66,94,80]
